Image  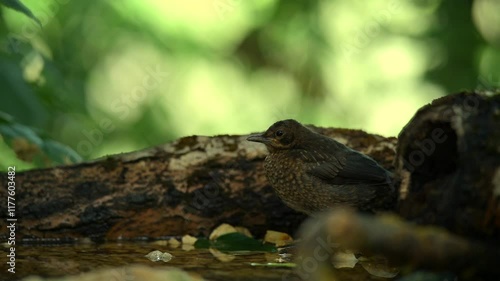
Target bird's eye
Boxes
[275,130,284,137]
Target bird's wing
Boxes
[307,150,390,185]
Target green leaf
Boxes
[2,123,43,146]
[0,137,34,171]
[195,233,277,253]
[0,112,14,123]
[194,238,210,249]
[0,114,82,168]
[0,0,42,27]
[42,140,83,164]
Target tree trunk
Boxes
[395,92,500,240]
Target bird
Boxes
[247,119,396,215]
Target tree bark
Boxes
[395,92,500,240]
[0,128,396,241]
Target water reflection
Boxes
[3,241,293,281]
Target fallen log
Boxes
[0,127,396,241]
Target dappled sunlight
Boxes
[155,59,302,137]
[0,0,499,162]
[319,36,445,135]
[86,39,170,125]
[473,0,500,46]
[110,0,273,52]
[478,47,500,87]
[369,39,428,80]
[365,83,444,136]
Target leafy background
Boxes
[0,0,499,170]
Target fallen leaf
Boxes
[332,251,358,269]
[209,248,236,262]
[264,230,293,246]
[182,234,198,245]
[209,223,237,240]
[168,238,181,248]
[235,226,253,237]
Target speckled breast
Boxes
[263,151,317,213]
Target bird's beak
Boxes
[247,133,269,144]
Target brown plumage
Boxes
[247,119,396,215]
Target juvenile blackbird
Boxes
[247,119,396,215]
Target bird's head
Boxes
[247,119,306,152]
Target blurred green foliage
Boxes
[0,0,40,26]
[0,0,499,170]
[0,111,81,170]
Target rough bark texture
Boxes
[395,91,500,240]
[0,127,396,241]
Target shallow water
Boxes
[1,241,294,281]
